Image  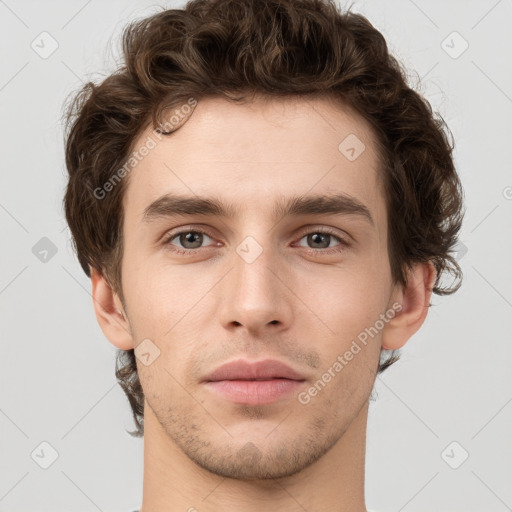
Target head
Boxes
[63,0,463,476]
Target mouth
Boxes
[203,359,307,406]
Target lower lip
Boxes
[204,379,305,405]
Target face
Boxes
[118,94,398,479]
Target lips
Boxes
[203,359,306,382]
[203,359,306,406]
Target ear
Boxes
[90,267,134,351]
[381,261,436,350]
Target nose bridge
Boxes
[218,230,292,332]
[236,234,276,299]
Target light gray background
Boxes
[1,0,511,511]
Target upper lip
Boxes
[203,359,306,382]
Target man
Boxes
[63,0,464,510]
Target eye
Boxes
[164,229,217,254]
[295,229,348,255]
[162,227,349,257]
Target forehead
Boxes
[122,94,386,224]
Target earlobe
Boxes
[90,268,134,351]
[381,261,436,350]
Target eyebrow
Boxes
[142,192,374,226]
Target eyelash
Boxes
[162,227,349,257]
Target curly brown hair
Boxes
[63,0,464,437]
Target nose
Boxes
[217,237,293,335]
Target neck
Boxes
[140,399,370,512]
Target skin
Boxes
[91,94,435,512]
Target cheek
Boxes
[123,257,189,331]
[296,262,390,328]
[122,262,211,369]
[293,265,388,386]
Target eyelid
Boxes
[295,225,349,240]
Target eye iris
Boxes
[180,232,203,249]
[308,233,330,249]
